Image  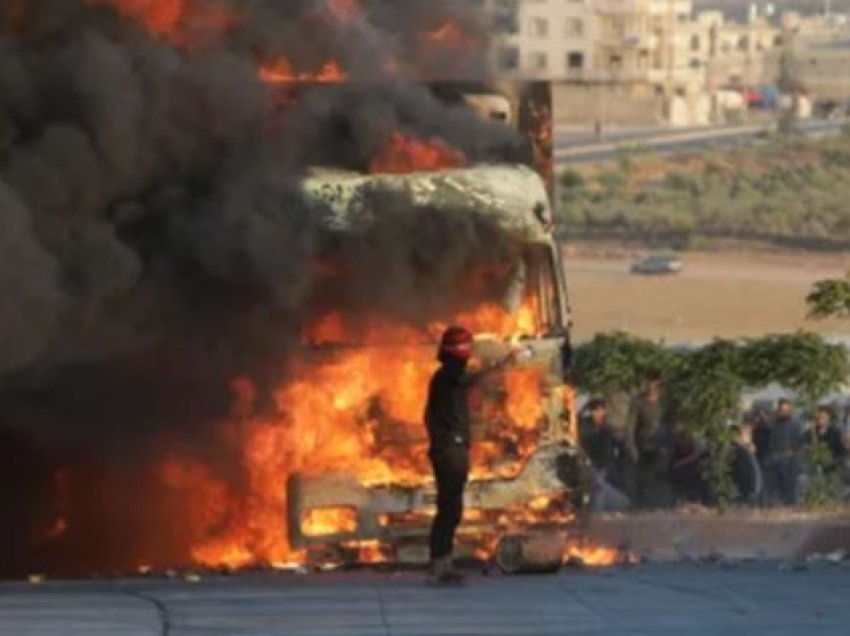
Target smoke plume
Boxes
[0,0,535,575]
[0,0,512,391]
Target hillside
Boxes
[558,131,850,250]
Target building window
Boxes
[497,46,519,70]
[690,34,700,51]
[529,17,549,37]
[564,18,584,37]
[493,0,519,34]
[567,51,584,70]
[528,51,548,71]
[609,54,623,70]
[689,58,702,68]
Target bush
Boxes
[573,332,850,505]
[807,276,850,320]
[672,233,712,251]
[802,442,845,508]
[597,170,626,192]
[558,134,850,247]
[664,172,700,193]
[560,168,585,190]
[573,333,672,396]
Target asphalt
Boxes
[554,118,848,165]
[1,562,848,635]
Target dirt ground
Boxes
[565,245,850,342]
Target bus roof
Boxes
[300,164,554,245]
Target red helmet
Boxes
[439,326,474,360]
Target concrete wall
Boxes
[763,47,850,101]
[553,82,666,126]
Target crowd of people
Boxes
[579,371,850,511]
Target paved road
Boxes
[1,562,848,635]
[554,118,848,165]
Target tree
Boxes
[665,340,743,504]
[807,274,850,320]
[573,332,849,505]
[572,332,672,397]
[739,333,850,407]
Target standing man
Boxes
[580,399,628,510]
[424,326,518,585]
[624,369,670,509]
[766,398,804,506]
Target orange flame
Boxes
[153,297,563,568]
[259,58,347,86]
[91,0,238,47]
[564,541,621,567]
[370,133,468,174]
[107,0,185,38]
[444,302,537,340]
[422,21,480,48]
[302,507,358,536]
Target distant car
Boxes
[630,254,683,276]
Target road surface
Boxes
[2,562,848,635]
[554,118,847,165]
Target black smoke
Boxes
[0,0,531,575]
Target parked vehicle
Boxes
[630,253,683,275]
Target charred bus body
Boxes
[286,82,590,568]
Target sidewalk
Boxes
[1,562,849,635]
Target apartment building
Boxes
[485,0,702,83]
[483,0,595,79]
[687,9,783,89]
[480,1,850,125]
[481,0,712,124]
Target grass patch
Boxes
[558,135,850,247]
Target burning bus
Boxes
[280,82,594,572]
[1,0,608,575]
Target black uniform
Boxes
[424,357,477,561]
[765,415,804,506]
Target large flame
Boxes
[148,298,572,569]
[370,133,468,174]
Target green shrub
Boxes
[560,168,585,190]
[573,332,850,506]
[597,170,626,192]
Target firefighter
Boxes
[424,326,519,585]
